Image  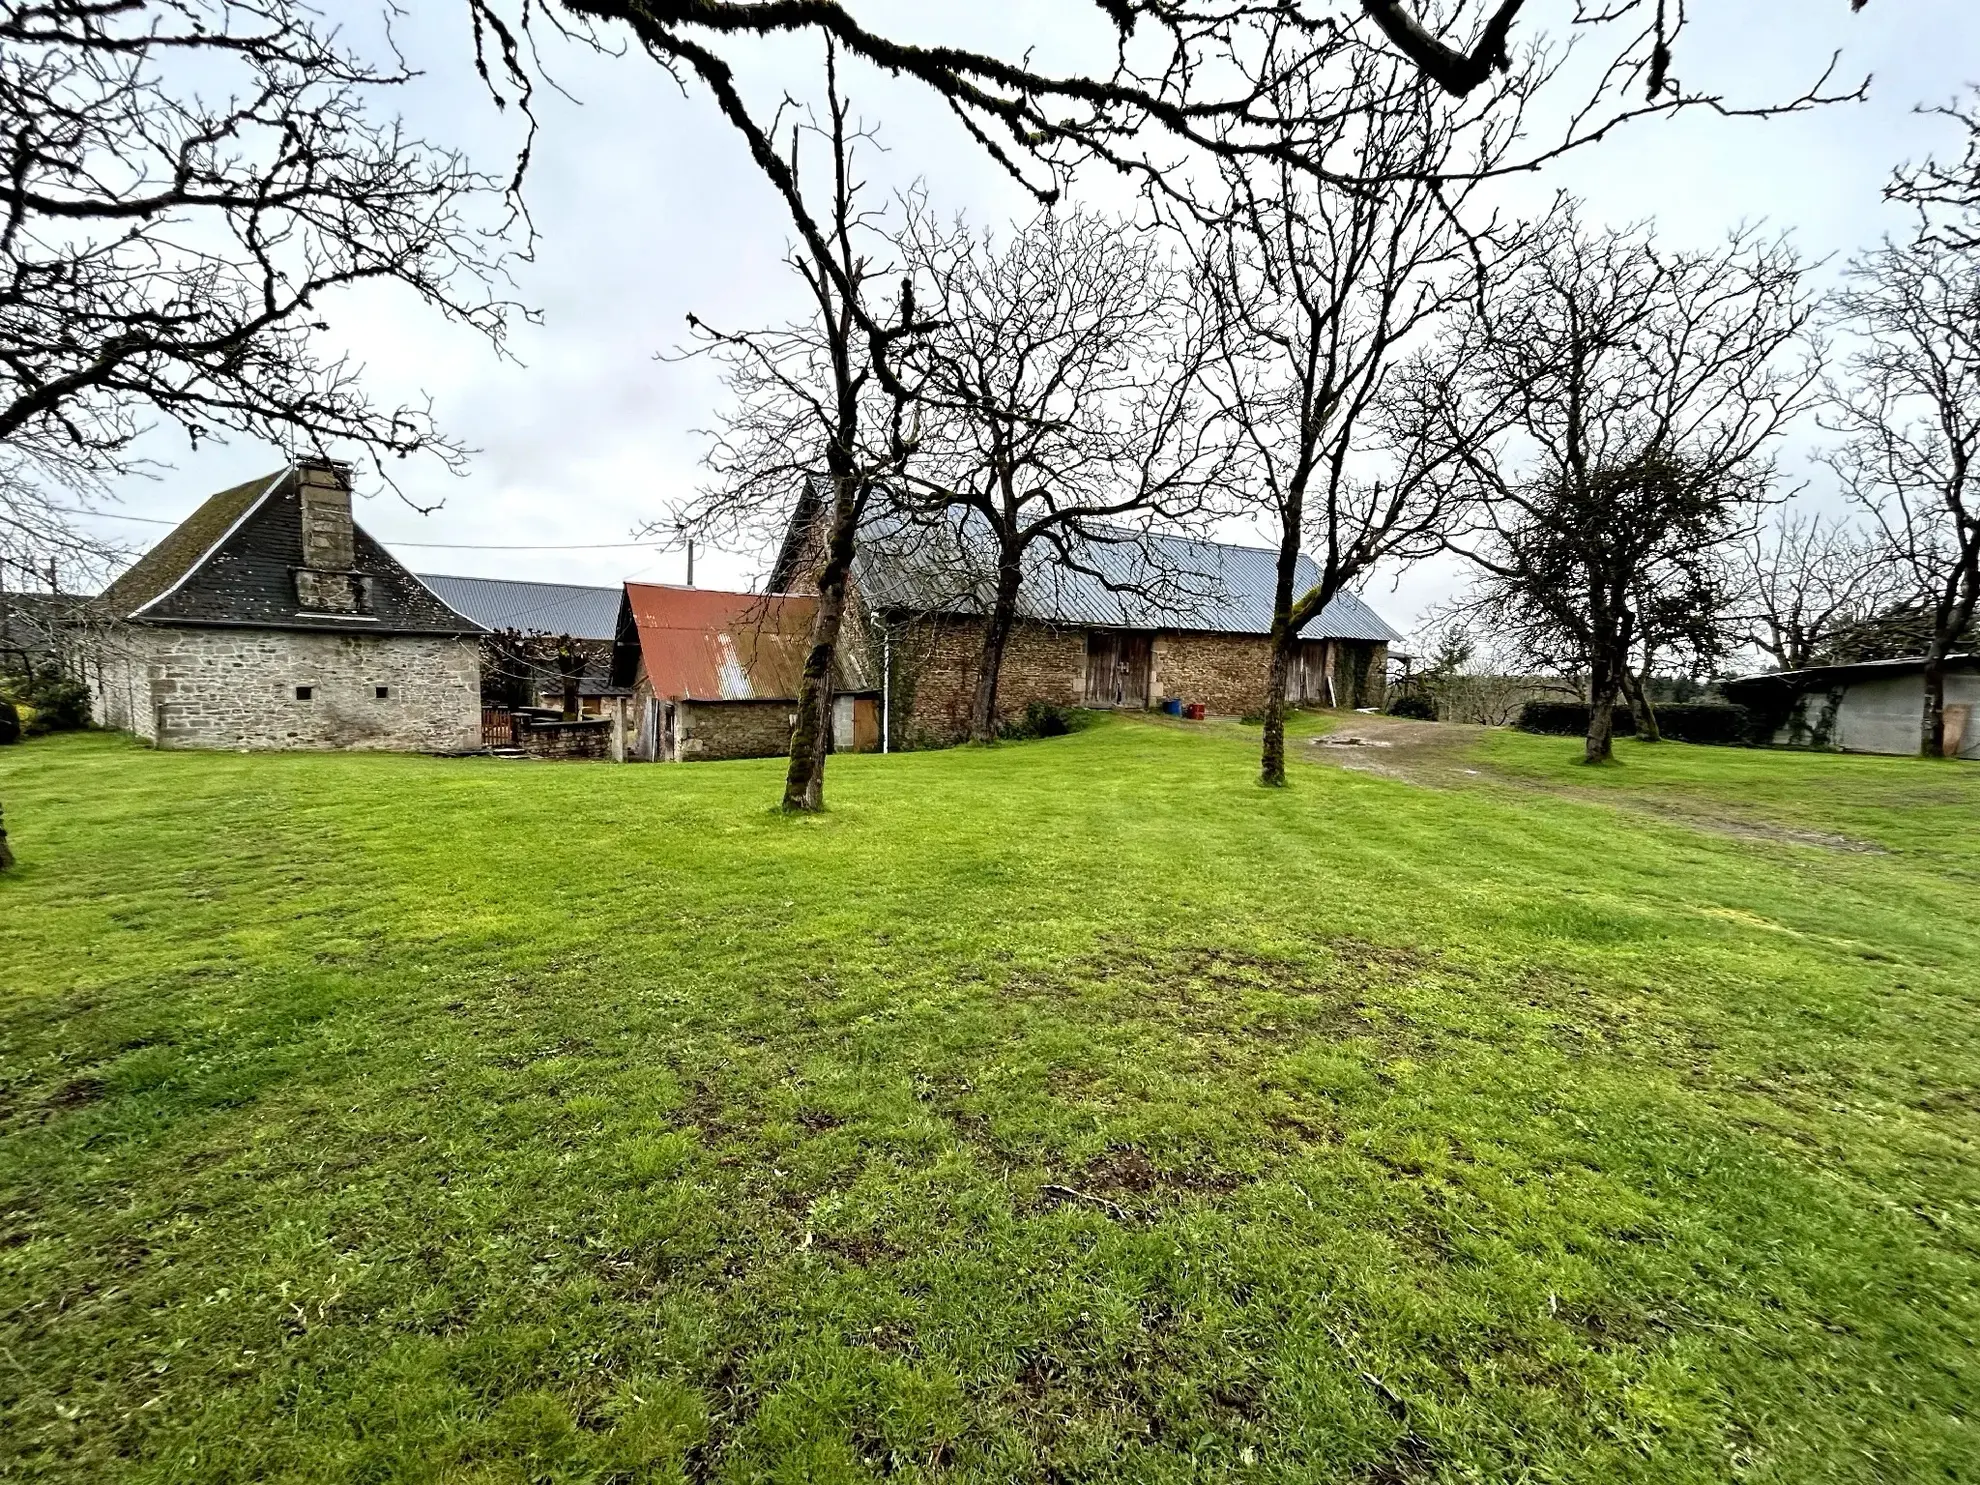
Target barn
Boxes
[772,510,1403,746]
[83,460,485,752]
[611,583,877,762]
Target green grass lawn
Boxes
[2,720,1976,1483]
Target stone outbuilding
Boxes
[612,583,878,762]
[1723,655,1980,760]
[772,509,1403,746]
[84,460,485,751]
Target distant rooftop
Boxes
[416,573,622,642]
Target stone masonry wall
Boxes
[887,623,1389,733]
[677,699,798,761]
[1152,634,1388,715]
[104,625,481,751]
[1150,633,1274,716]
[894,618,1085,744]
[1334,641,1389,710]
[87,632,157,740]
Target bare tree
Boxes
[1732,509,1902,673]
[887,205,1222,742]
[1191,29,1519,786]
[1618,553,1736,741]
[0,1,523,547]
[1890,85,1980,250]
[1823,235,1980,757]
[472,2,1862,191]
[667,49,926,810]
[465,2,1861,393]
[0,2,524,872]
[1442,210,1820,762]
[481,628,546,710]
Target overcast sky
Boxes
[70,2,1980,640]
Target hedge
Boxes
[1516,699,1755,746]
[1518,700,1635,737]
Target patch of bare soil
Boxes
[1033,1144,1247,1221]
[1625,805,1889,854]
[1300,716,1889,853]
[1303,715,1496,785]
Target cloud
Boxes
[74,0,1980,629]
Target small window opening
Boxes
[375,685,390,700]
[295,685,313,701]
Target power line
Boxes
[41,503,663,551]
[42,506,176,526]
[386,538,664,551]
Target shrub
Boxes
[999,700,1080,740]
[1647,702,1756,746]
[0,697,18,746]
[1387,691,1438,721]
[21,676,90,733]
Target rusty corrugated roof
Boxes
[622,584,840,701]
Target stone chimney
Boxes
[293,459,364,613]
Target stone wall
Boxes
[677,699,798,761]
[87,632,156,740]
[1150,632,1274,715]
[1335,642,1388,710]
[88,624,480,751]
[517,717,613,760]
[891,618,1085,744]
[882,621,1391,735]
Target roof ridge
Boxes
[417,572,625,594]
[124,468,290,619]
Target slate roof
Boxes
[98,467,481,636]
[851,515,1404,643]
[415,574,623,641]
[614,584,871,701]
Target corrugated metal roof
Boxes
[416,573,622,641]
[853,516,1403,643]
[1723,652,1980,695]
[622,584,871,701]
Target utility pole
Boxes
[686,539,695,588]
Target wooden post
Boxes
[610,695,628,763]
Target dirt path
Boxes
[1301,714,1497,785]
[1298,714,1889,853]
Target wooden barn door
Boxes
[1292,641,1333,706]
[1085,631,1152,708]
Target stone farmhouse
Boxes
[772,511,1403,747]
[84,460,485,751]
[612,583,878,762]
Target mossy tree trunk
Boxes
[1622,665,1660,742]
[784,472,860,813]
[968,550,1024,744]
[1585,653,1623,764]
